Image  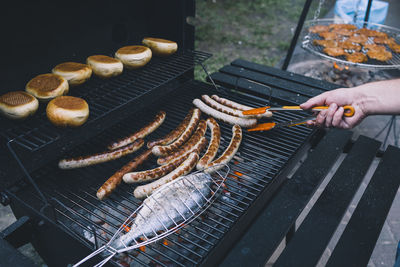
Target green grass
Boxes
[194,0,335,81]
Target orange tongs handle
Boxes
[308,105,355,117]
[242,106,270,116]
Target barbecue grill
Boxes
[1,1,399,266]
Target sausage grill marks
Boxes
[108,111,166,150]
[204,124,242,173]
[157,119,207,165]
[133,152,199,199]
[123,152,187,183]
[152,108,201,156]
[96,149,153,200]
[192,99,257,128]
[210,94,272,118]
[59,139,145,169]
[147,108,194,148]
[201,95,254,118]
[197,118,221,170]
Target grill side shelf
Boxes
[0,50,211,189]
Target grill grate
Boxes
[0,50,211,152]
[15,80,313,266]
[302,18,400,69]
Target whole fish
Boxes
[110,172,212,250]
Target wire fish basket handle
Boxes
[73,164,230,267]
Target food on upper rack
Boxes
[211,94,273,118]
[52,62,92,86]
[123,153,186,183]
[59,139,144,169]
[319,31,338,40]
[373,36,391,45]
[108,111,166,150]
[111,172,212,250]
[345,52,368,63]
[388,41,400,53]
[142,37,178,56]
[115,45,152,69]
[356,28,387,38]
[313,39,338,48]
[338,40,361,51]
[202,125,242,173]
[86,55,123,78]
[367,47,393,61]
[202,95,259,118]
[157,120,207,165]
[133,152,199,199]
[152,108,201,156]
[147,108,194,148]
[192,99,257,128]
[46,96,89,127]
[347,34,368,45]
[0,91,39,120]
[25,73,69,101]
[364,43,386,51]
[197,118,221,171]
[96,149,153,200]
[329,23,357,30]
[308,25,329,33]
[323,47,346,57]
[332,28,354,36]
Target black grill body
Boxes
[0,1,338,267]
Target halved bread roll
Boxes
[46,96,89,127]
[142,37,178,56]
[0,91,39,119]
[26,73,69,102]
[115,45,152,69]
[86,55,123,78]
[52,62,92,86]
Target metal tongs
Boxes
[244,105,355,132]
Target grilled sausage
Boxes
[210,94,272,118]
[203,125,242,173]
[133,152,199,199]
[123,153,187,183]
[152,108,201,156]
[158,136,207,165]
[59,139,144,169]
[202,95,256,118]
[197,118,221,170]
[108,111,166,150]
[147,108,194,148]
[96,149,152,200]
[157,119,207,165]
[192,99,257,128]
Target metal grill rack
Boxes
[301,18,400,69]
[0,50,211,186]
[13,80,314,266]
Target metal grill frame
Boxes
[302,18,400,69]
[8,80,316,266]
[0,50,211,190]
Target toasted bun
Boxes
[46,96,89,127]
[26,73,69,102]
[142,37,178,56]
[52,62,92,86]
[115,46,152,69]
[0,91,39,119]
[86,55,123,78]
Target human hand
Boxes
[300,88,367,129]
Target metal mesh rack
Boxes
[301,18,400,69]
[15,80,314,266]
[0,50,211,152]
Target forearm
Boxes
[355,79,400,115]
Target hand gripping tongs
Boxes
[244,105,355,132]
